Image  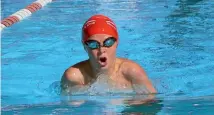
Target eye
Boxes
[104,37,116,47]
[85,40,99,49]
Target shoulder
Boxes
[61,60,88,86]
[118,58,157,94]
[118,58,146,77]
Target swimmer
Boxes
[61,14,156,95]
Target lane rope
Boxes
[1,0,53,31]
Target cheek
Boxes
[89,50,98,58]
[108,47,117,57]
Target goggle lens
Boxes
[85,37,116,50]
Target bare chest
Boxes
[82,72,133,93]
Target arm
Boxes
[60,67,84,95]
[123,60,157,94]
[60,67,86,106]
[122,60,157,105]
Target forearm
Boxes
[132,83,156,94]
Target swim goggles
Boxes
[84,37,117,50]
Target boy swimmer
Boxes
[61,14,156,95]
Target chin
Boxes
[97,62,108,70]
[100,65,109,70]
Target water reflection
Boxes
[3,94,214,114]
[61,94,163,114]
[122,100,162,115]
[152,0,214,95]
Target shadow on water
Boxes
[161,0,204,47]
[147,0,214,96]
[153,0,213,68]
[171,0,203,17]
[121,100,163,115]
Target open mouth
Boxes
[99,57,107,67]
[100,57,107,63]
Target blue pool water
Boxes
[1,0,214,114]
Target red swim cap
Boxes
[82,14,118,42]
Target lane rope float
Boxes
[1,0,53,31]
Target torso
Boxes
[71,58,134,92]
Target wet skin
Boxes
[61,34,156,95]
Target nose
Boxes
[98,46,107,54]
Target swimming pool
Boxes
[1,0,214,114]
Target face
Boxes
[83,34,118,71]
